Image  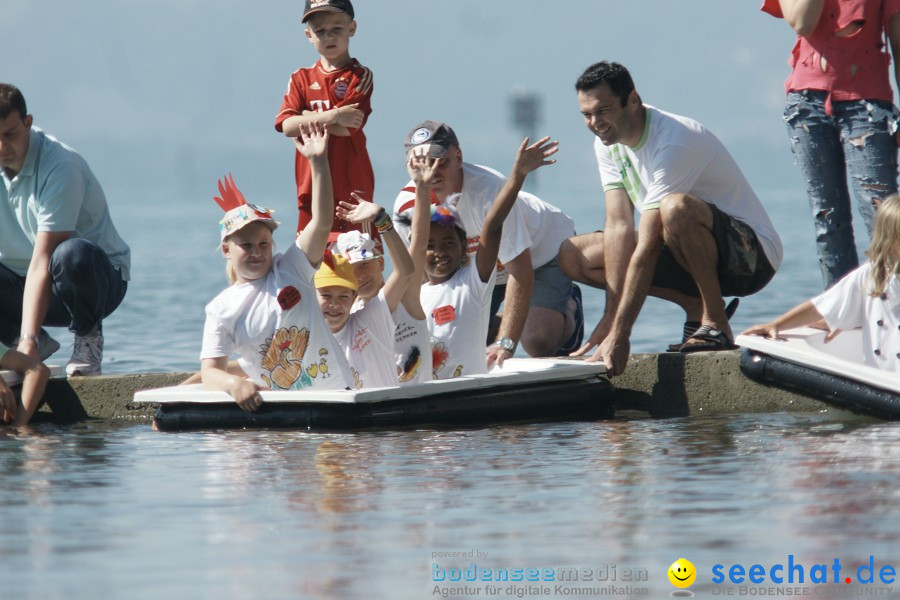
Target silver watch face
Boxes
[496,337,514,352]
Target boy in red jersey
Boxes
[274,0,377,244]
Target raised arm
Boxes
[476,137,558,283]
[335,196,414,313]
[295,123,334,264]
[777,0,825,36]
[399,151,439,319]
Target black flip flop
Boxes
[679,325,738,353]
[666,298,740,352]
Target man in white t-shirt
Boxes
[394,121,583,367]
[0,84,130,376]
[559,61,783,375]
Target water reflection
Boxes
[0,415,898,598]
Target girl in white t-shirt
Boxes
[200,124,352,411]
[403,138,559,379]
[332,152,437,385]
[315,199,415,389]
[743,195,900,373]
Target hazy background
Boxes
[3,0,799,210]
[3,0,878,367]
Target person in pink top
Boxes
[763,0,900,288]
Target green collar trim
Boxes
[631,106,651,151]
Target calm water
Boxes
[1,415,899,599]
[11,169,897,598]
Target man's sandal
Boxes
[666,298,740,352]
[678,324,738,353]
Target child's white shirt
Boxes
[201,238,352,390]
[392,301,433,385]
[812,262,900,373]
[420,263,496,380]
[336,290,398,389]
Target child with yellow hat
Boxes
[315,198,414,388]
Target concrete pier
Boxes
[31,350,847,424]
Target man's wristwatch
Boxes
[494,337,516,353]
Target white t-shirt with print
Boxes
[392,302,432,385]
[594,105,783,271]
[420,263,496,380]
[394,162,574,284]
[812,262,900,373]
[335,290,398,389]
[201,238,352,390]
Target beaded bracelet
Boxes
[374,207,393,233]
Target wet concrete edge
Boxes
[31,351,845,423]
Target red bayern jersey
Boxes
[275,58,376,240]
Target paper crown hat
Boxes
[430,201,462,229]
[213,174,279,241]
[314,250,358,291]
[334,230,380,263]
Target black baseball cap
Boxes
[302,0,354,23]
[404,121,459,158]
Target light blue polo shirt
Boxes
[0,127,130,279]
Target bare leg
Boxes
[658,194,731,340]
[520,305,571,357]
[558,234,607,289]
[559,232,703,321]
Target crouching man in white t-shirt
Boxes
[560,61,783,376]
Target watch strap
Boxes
[494,336,516,352]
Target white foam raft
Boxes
[134,358,613,431]
[736,328,900,420]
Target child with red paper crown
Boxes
[200,124,352,411]
[398,138,558,379]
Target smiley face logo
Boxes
[668,558,697,588]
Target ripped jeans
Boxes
[784,90,899,289]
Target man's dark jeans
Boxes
[0,238,127,345]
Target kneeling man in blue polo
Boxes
[0,83,130,376]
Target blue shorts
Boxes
[490,257,573,317]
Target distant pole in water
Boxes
[510,89,542,190]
